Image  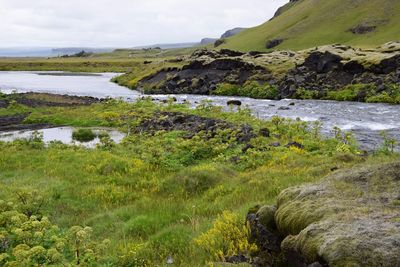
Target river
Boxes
[0,71,399,151]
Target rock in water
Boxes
[227,100,242,106]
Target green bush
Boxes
[326,85,361,101]
[72,128,97,142]
[214,82,279,99]
[294,88,320,99]
[366,84,400,104]
[0,200,109,266]
[171,164,234,195]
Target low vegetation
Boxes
[293,84,400,104]
[214,82,279,99]
[0,98,398,266]
[72,129,97,142]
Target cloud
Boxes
[0,0,288,47]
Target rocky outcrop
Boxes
[129,43,400,102]
[221,28,248,39]
[266,39,284,49]
[134,111,257,143]
[279,48,400,98]
[349,23,376,34]
[137,49,271,95]
[0,93,101,108]
[247,162,400,266]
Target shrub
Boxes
[214,82,279,99]
[294,88,320,99]
[366,84,400,104]
[171,164,234,195]
[326,84,375,102]
[0,200,108,266]
[194,211,257,261]
[214,83,239,96]
[72,128,97,142]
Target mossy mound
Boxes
[275,162,400,266]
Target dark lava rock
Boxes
[266,39,284,49]
[219,49,245,57]
[278,106,291,110]
[236,124,257,143]
[0,113,54,132]
[0,93,101,108]
[370,54,400,74]
[138,51,270,95]
[135,111,256,144]
[248,51,264,57]
[285,141,304,149]
[303,51,343,74]
[246,205,282,266]
[242,143,254,153]
[278,49,400,99]
[349,24,376,34]
[259,128,270,137]
[227,100,242,106]
[0,114,29,127]
[225,254,249,264]
[270,142,281,147]
[343,60,365,74]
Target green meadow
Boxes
[1,98,398,266]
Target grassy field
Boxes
[221,0,400,51]
[0,47,192,73]
[0,98,398,266]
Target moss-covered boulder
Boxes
[275,162,400,266]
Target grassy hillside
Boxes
[222,0,400,51]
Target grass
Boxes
[0,47,192,73]
[221,0,400,51]
[1,99,398,265]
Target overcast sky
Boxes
[0,0,288,48]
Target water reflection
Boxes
[0,127,125,148]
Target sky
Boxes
[0,0,288,48]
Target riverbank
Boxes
[2,43,400,105]
[1,96,398,266]
[125,44,400,104]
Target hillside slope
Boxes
[221,0,400,51]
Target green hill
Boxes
[221,0,400,51]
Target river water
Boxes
[0,71,399,151]
[0,127,125,147]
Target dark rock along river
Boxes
[0,71,399,151]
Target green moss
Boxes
[256,205,277,231]
[275,162,400,266]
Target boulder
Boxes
[227,100,242,106]
[258,128,270,137]
[266,39,284,49]
[303,51,343,73]
[349,24,376,34]
[275,162,400,266]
